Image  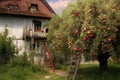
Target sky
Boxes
[46,0,75,15]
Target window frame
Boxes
[29,4,38,12]
[33,20,42,31]
[8,4,19,11]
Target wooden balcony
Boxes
[23,26,47,39]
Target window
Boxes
[33,20,41,31]
[8,5,19,10]
[45,27,49,33]
[30,4,38,12]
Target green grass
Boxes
[26,73,65,80]
[0,63,119,80]
[76,64,120,80]
[0,63,64,80]
[0,64,47,80]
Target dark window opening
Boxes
[33,20,42,31]
[8,5,19,10]
[37,44,39,48]
[0,0,2,1]
[33,43,36,49]
[45,28,49,33]
[30,4,38,12]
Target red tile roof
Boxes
[0,0,55,18]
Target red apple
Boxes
[73,47,79,51]
[103,33,108,37]
[103,45,109,50]
[80,48,84,52]
[93,52,96,55]
[73,11,80,17]
[56,34,62,39]
[86,19,90,24]
[83,36,88,41]
[112,4,117,9]
[72,29,78,35]
[68,45,71,48]
[87,30,92,35]
[88,9,92,13]
[103,26,107,29]
[99,17,106,24]
[107,27,111,31]
[99,19,103,23]
[88,33,94,38]
[83,26,87,31]
[107,37,113,42]
[99,36,103,39]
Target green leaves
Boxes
[0,27,16,64]
[47,0,120,61]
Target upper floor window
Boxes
[33,20,41,31]
[8,5,19,10]
[30,4,38,12]
[0,0,3,2]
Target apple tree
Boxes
[46,0,120,72]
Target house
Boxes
[0,0,55,66]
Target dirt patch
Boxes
[46,68,67,77]
[44,76,51,79]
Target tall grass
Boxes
[0,63,47,80]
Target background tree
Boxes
[0,27,17,64]
[47,0,120,72]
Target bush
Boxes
[29,64,47,74]
[0,27,17,64]
[12,55,30,67]
[0,63,47,80]
[55,63,62,69]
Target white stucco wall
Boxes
[0,15,48,54]
[0,15,32,37]
[0,15,32,53]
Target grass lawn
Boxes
[0,63,119,80]
[0,64,65,80]
[76,64,120,80]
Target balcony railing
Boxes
[23,26,47,39]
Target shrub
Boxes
[0,27,17,64]
[28,64,47,74]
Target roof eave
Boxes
[0,13,52,19]
[41,0,56,14]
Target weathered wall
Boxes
[0,15,48,54]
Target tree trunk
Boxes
[97,52,110,73]
[98,57,108,72]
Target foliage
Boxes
[0,62,47,80]
[46,0,120,64]
[28,49,36,64]
[12,54,30,67]
[0,26,17,64]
